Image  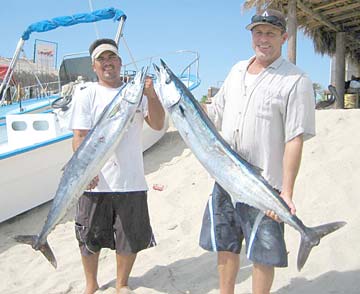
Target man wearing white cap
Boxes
[69,38,165,294]
[199,9,315,294]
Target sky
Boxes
[0,0,331,98]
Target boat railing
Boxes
[59,49,201,92]
[178,51,200,91]
[13,81,60,101]
[121,49,200,90]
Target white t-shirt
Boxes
[68,82,149,192]
[208,56,315,190]
[244,71,259,95]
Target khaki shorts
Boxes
[75,191,156,255]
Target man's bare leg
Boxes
[218,251,239,294]
[81,251,100,294]
[252,263,274,294]
[116,253,137,293]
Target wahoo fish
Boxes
[153,60,346,271]
[15,67,148,268]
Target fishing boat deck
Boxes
[0,96,58,120]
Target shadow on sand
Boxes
[99,256,360,294]
[99,251,252,294]
[275,270,360,294]
[144,129,186,175]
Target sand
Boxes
[0,109,359,294]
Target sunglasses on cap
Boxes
[251,15,286,30]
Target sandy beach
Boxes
[0,109,359,294]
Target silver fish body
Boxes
[15,67,148,268]
[154,60,346,271]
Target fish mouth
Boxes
[140,66,149,82]
[152,60,183,109]
[153,63,160,74]
[160,59,172,84]
[132,66,148,85]
[152,60,170,84]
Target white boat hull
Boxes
[0,137,72,222]
[0,114,168,223]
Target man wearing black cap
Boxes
[69,38,165,294]
[199,9,315,294]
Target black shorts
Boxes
[75,191,156,256]
[199,183,288,267]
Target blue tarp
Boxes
[21,7,126,40]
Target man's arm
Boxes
[144,77,165,131]
[266,134,303,221]
[72,129,89,152]
[281,134,304,213]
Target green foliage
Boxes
[200,95,207,103]
[312,82,323,93]
[313,82,326,102]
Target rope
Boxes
[121,36,139,72]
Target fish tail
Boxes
[14,235,57,269]
[297,221,346,271]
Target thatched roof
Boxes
[244,0,360,61]
[0,57,57,74]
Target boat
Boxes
[0,7,200,223]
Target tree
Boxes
[200,95,207,104]
[313,82,325,102]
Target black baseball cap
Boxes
[246,9,287,32]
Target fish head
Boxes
[122,66,148,105]
[153,60,182,110]
[131,66,148,87]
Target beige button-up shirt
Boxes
[208,56,315,190]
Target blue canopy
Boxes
[21,7,126,41]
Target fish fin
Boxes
[108,102,122,118]
[14,234,37,245]
[297,221,346,271]
[14,235,57,269]
[39,242,57,268]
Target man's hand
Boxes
[143,76,165,131]
[265,193,296,222]
[143,76,157,99]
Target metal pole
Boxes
[88,0,100,39]
[114,16,126,46]
[0,39,25,104]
